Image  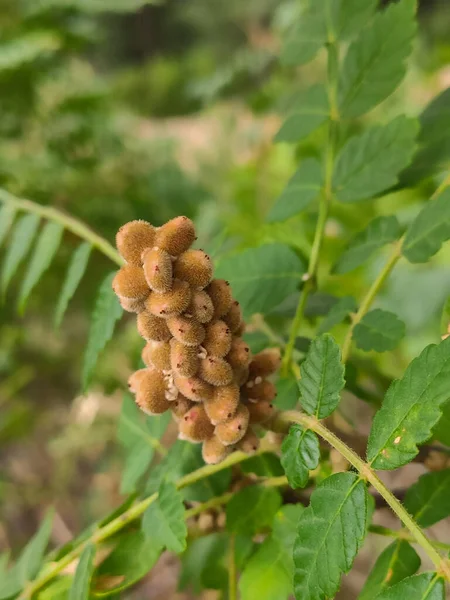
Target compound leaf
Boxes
[404,469,450,528]
[299,334,345,419]
[281,424,320,488]
[334,216,401,274]
[54,242,92,327]
[359,541,420,600]
[226,486,281,536]
[402,188,450,263]
[374,573,444,600]
[18,221,63,311]
[82,271,122,390]
[281,5,326,67]
[333,117,418,203]
[353,309,405,352]
[275,86,329,144]
[293,472,368,600]
[367,337,450,469]
[338,0,416,118]
[69,544,95,600]
[1,213,40,294]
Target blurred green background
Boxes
[0,0,450,597]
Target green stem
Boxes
[19,439,277,599]
[229,534,237,600]
[275,411,450,579]
[341,240,403,363]
[0,189,123,266]
[369,525,450,553]
[282,22,340,376]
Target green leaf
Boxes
[239,505,303,600]
[440,296,450,337]
[36,577,72,600]
[318,296,357,334]
[1,213,40,294]
[281,5,326,67]
[299,333,345,419]
[275,86,329,144]
[0,32,60,72]
[93,531,161,597]
[332,0,378,39]
[334,216,402,274]
[275,375,300,410]
[16,509,54,584]
[402,188,450,263]
[338,0,417,118]
[54,242,92,328]
[433,405,450,446]
[281,424,320,488]
[179,533,228,595]
[367,337,450,469]
[404,469,450,527]
[0,552,21,600]
[354,309,405,352]
[142,480,187,554]
[359,541,420,600]
[240,453,284,477]
[333,117,419,203]
[293,472,368,600]
[0,204,16,249]
[374,573,444,600]
[69,544,95,600]
[121,445,154,495]
[267,159,322,223]
[18,222,63,311]
[226,486,282,536]
[82,272,123,390]
[215,243,305,317]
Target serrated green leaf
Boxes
[18,222,63,311]
[332,0,378,38]
[338,0,416,118]
[359,541,420,600]
[226,486,282,536]
[93,531,161,597]
[433,405,450,446]
[69,544,95,600]
[354,309,405,352]
[404,469,450,527]
[374,573,444,600]
[1,213,40,294]
[275,86,329,144]
[334,216,402,274]
[179,533,228,595]
[54,242,91,327]
[294,472,368,600]
[142,480,187,554]
[367,337,450,469]
[0,204,16,249]
[82,272,122,390]
[318,296,357,334]
[267,159,322,223]
[16,509,54,585]
[281,5,326,67]
[215,244,305,317]
[299,334,345,419]
[240,453,284,477]
[402,188,450,263]
[333,117,419,203]
[121,445,154,495]
[281,424,320,488]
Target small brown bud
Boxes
[170,395,194,421]
[178,404,214,442]
[188,290,214,323]
[215,404,249,445]
[236,428,260,454]
[118,295,146,313]
[235,322,246,336]
[137,312,171,342]
[146,279,191,318]
[202,435,231,464]
[247,400,274,424]
[204,384,239,425]
[155,216,196,257]
[170,339,199,377]
[142,341,171,371]
[116,220,156,265]
[167,316,206,346]
[233,364,249,387]
[199,356,234,386]
[112,265,149,300]
[174,249,213,289]
[245,380,276,403]
[142,247,173,293]
[206,279,233,318]
[222,301,242,333]
[203,320,232,357]
[227,337,251,370]
[128,368,148,393]
[136,370,171,415]
[174,374,214,402]
[248,348,281,379]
